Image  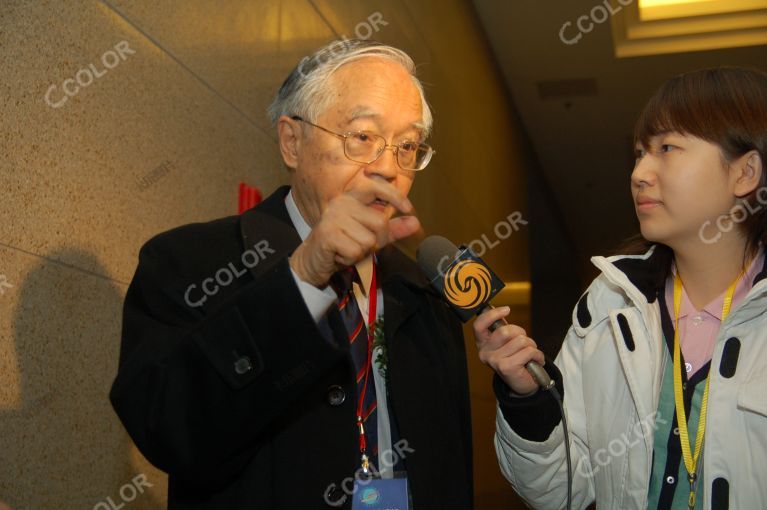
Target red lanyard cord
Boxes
[356,261,378,467]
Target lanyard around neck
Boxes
[356,260,378,474]
[672,268,742,509]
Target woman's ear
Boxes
[277,116,302,170]
[733,150,764,198]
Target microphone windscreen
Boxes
[417,235,461,282]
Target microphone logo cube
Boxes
[437,247,505,322]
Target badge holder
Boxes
[352,471,409,510]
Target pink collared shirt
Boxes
[664,250,765,376]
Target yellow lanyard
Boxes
[672,270,743,509]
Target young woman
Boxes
[474,67,767,509]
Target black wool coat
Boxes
[110,186,474,509]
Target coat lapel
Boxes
[377,246,425,334]
[377,245,431,343]
[238,185,301,280]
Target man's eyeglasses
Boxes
[291,116,434,171]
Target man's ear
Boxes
[277,116,302,169]
[733,150,763,198]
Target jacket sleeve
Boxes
[109,237,347,487]
[493,323,597,510]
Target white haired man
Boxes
[110,40,473,509]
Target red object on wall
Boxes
[238,182,263,213]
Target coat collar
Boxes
[610,244,672,304]
[599,243,767,310]
[239,185,300,273]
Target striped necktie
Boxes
[331,267,378,468]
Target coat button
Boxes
[327,385,346,406]
[234,356,252,375]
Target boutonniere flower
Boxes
[371,316,388,382]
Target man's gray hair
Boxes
[267,39,432,136]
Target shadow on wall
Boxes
[0,249,165,510]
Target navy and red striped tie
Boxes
[331,267,378,466]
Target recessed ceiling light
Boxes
[639,0,767,21]
[612,0,767,56]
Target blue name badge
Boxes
[351,476,409,510]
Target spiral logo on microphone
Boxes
[443,260,493,309]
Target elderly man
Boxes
[110,40,473,509]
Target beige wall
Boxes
[0,1,531,508]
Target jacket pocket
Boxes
[193,305,264,390]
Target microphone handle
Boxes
[481,305,555,391]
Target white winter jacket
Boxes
[494,246,767,509]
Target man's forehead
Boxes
[344,106,425,133]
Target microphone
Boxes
[417,235,554,391]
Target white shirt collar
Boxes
[285,189,312,242]
[285,189,374,296]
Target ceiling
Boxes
[471,0,767,275]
